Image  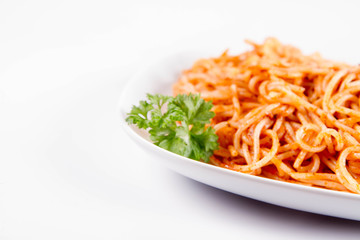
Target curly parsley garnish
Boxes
[126,93,219,162]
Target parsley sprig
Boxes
[126,93,219,162]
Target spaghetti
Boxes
[173,38,360,193]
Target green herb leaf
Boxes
[126,100,154,129]
[126,93,219,162]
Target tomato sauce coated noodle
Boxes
[173,38,360,193]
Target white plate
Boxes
[119,51,360,221]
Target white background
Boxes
[1,0,360,239]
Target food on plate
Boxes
[126,93,218,162]
[173,38,360,194]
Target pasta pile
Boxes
[173,38,360,193]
